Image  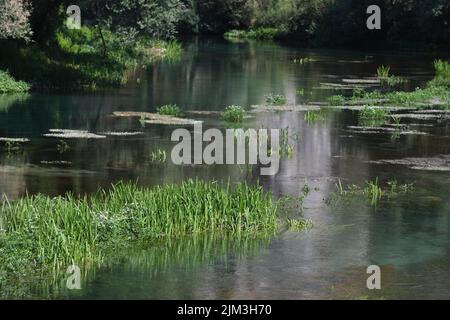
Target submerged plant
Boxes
[3,141,23,154]
[358,106,389,127]
[265,93,287,105]
[0,180,280,297]
[287,218,313,232]
[305,110,327,123]
[150,149,167,163]
[222,105,246,123]
[327,95,345,106]
[327,178,415,207]
[56,140,70,154]
[377,65,391,78]
[364,179,384,206]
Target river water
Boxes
[1,37,449,299]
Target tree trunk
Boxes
[97,25,107,57]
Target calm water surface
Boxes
[1,38,449,299]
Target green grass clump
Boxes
[265,93,287,105]
[157,104,182,117]
[225,28,281,40]
[0,26,182,91]
[327,95,345,106]
[0,71,31,94]
[434,59,450,78]
[223,105,246,122]
[287,218,313,232]
[327,178,415,207]
[358,106,389,127]
[304,110,327,123]
[377,65,391,78]
[0,180,278,296]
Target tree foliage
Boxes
[0,0,33,41]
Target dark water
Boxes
[1,37,450,299]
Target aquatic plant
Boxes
[222,105,246,123]
[157,104,183,117]
[0,71,30,93]
[327,95,345,106]
[304,110,327,123]
[358,107,389,127]
[287,218,313,232]
[0,26,182,91]
[364,179,384,206]
[150,149,167,163]
[384,75,406,87]
[278,127,296,159]
[377,65,391,78]
[265,93,287,105]
[3,141,23,154]
[56,140,70,154]
[0,180,280,297]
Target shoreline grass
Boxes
[0,180,278,297]
[0,71,31,94]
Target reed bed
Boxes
[0,180,278,288]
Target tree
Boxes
[195,0,253,33]
[0,0,33,41]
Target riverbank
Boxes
[0,27,182,92]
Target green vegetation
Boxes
[278,127,297,159]
[56,140,70,154]
[434,59,450,78]
[305,110,327,123]
[287,218,313,232]
[377,65,391,78]
[3,141,23,154]
[265,93,287,105]
[0,71,30,93]
[376,65,405,87]
[327,95,345,106]
[327,178,415,207]
[430,59,450,87]
[0,180,279,297]
[350,60,450,108]
[358,107,389,127]
[224,27,281,40]
[223,105,246,122]
[150,149,167,163]
[157,104,183,117]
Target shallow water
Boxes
[1,37,450,299]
